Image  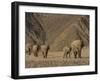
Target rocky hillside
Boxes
[25,13,89,51]
[25,13,46,46]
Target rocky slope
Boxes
[25,13,46,46]
[25,13,89,51]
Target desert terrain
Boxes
[25,47,89,68]
[25,13,89,68]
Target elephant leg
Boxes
[35,53,38,57]
[44,52,46,58]
[34,52,36,57]
[28,48,31,55]
[35,51,38,57]
[34,51,37,57]
[74,51,77,58]
[78,50,81,58]
[66,52,69,58]
[65,53,67,58]
[63,50,67,58]
[63,52,66,58]
[69,52,71,58]
[45,50,48,58]
[74,54,77,58]
[42,51,45,58]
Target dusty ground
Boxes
[25,47,89,68]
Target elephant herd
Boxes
[26,40,84,59]
[27,44,50,58]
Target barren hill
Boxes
[25,13,89,51]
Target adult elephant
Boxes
[71,40,84,58]
[32,45,40,57]
[40,45,50,58]
[25,43,33,55]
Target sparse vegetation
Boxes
[25,49,89,68]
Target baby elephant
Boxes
[63,46,71,58]
[40,45,50,58]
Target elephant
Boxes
[32,45,40,57]
[40,45,50,58]
[71,40,83,58]
[63,46,71,58]
[25,43,33,55]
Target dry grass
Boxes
[25,49,89,68]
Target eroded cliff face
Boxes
[25,13,89,51]
[76,16,89,46]
[25,13,46,46]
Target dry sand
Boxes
[25,47,89,68]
